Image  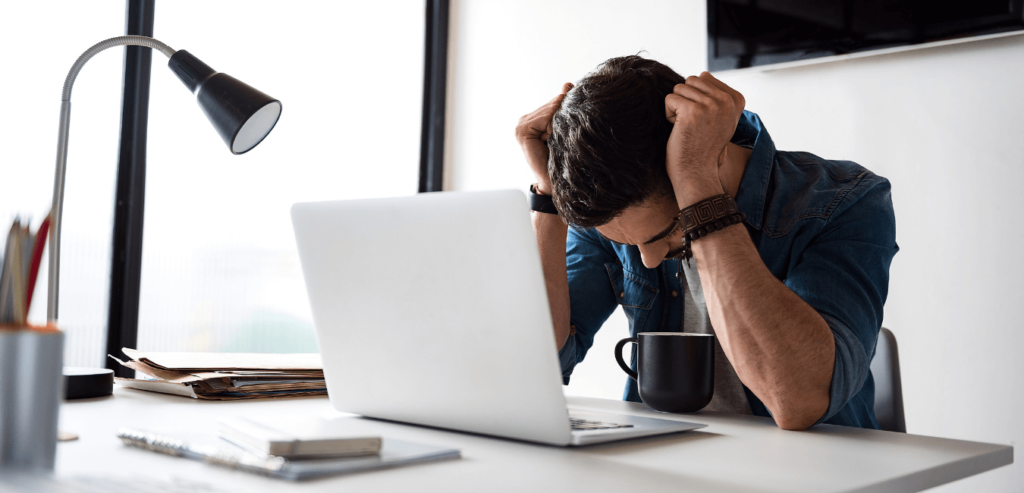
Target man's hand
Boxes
[664,72,745,206]
[516,82,574,195]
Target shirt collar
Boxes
[732,111,776,230]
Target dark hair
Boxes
[548,55,686,227]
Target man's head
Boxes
[547,55,688,267]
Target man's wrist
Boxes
[673,175,725,209]
[534,179,553,196]
[530,183,559,215]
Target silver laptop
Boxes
[290,190,704,446]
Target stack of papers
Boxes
[111,348,327,400]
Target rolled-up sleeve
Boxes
[782,177,898,423]
[558,227,620,384]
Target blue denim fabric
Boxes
[557,111,898,429]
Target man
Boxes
[515,56,897,430]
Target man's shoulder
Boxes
[761,151,892,238]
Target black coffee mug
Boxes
[614,332,715,413]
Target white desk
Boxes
[45,387,1011,492]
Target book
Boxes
[117,427,460,481]
[219,416,381,459]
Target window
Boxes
[1,2,124,366]
[140,1,425,355]
[0,1,424,364]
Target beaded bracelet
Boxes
[677,194,747,265]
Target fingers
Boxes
[541,83,574,140]
[684,75,718,96]
[665,83,715,123]
[518,83,575,143]
[672,83,714,106]
[665,93,682,123]
[665,93,695,123]
[671,73,744,122]
[546,82,574,111]
[542,83,574,140]
[698,71,746,110]
[698,72,728,92]
[684,75,734,111]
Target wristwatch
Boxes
[529,184,559,215]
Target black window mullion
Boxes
[418,0,450,193]
[106,0,154,376]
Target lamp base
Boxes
[63,367,113,400]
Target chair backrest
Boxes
[870,327,906,432]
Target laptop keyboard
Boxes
[569,417,634,431]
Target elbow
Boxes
[771,394,830,431]
[774,411,820,431]
[555,323,574,351]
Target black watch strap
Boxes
[529,184,559,215]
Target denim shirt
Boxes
[557,111,898,429]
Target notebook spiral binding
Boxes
[117,427,287,475]
[118,428,187,456]
[116,426,460,481]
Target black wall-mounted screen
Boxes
[708,0,1024,71]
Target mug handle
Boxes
[614,337,639,381]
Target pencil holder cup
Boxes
[0,326,64,471]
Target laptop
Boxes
[290,190,705,446]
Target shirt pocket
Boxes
[604,263,658,310]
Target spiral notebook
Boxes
[117,427,460,481]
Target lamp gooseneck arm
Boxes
[47,35,175,323]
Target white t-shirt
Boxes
[680,259,752,415]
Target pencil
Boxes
[25,216,51,316]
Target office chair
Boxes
[870,327,906,433]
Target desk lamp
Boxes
[47,35,282,398]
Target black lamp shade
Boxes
[168,50,281,154]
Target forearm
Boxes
[680,177,831,428]
[692,224,834,430]
[532,211,571,350]
[661,73,834,428]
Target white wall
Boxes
[717,33,1024,493]
[445,0,708,403]
[446,0,707,193]
[447,1,1021,491]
